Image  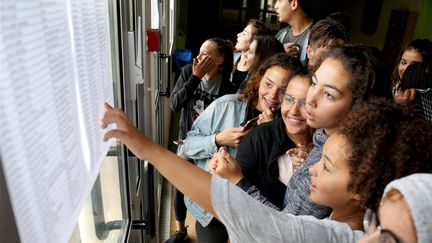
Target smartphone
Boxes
[242,116,259,130]
[173,140,184,146]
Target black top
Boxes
[235,117,296,208]
[231,69,249,90]
[170,64,236,139]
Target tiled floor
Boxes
[160,180,197,243]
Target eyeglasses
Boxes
[284,94,306,110]
[363,208,400,243]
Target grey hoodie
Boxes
[383,173,432,243]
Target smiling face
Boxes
[235,24,255,52]
[281,75,310,136]
[309,133,357,209]
[304,58,353,135]
[255,65,291,112]
[397,49,423,80]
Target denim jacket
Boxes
[182,94,249,226]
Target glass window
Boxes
[69,0,129,242]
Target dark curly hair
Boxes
[207,37,234,80]
[337,97,432,212]
[238,53,302,105]
[313,45,376,105]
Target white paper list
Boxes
[0,0,113,242]
[69,0,113,174]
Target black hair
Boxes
[400,61,432,91]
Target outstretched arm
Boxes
[101,103,216,216]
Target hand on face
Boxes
[101,102,152,160]
[192,55,214,79]
[212,147,244,184]
[215,127,249,147]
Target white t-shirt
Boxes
[278,154,294,185]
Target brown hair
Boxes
[313,45,376,105]
[308,18,349,49]
[337,97,432,212]
[207,37,234,80]
[247,19,272,37]
[238,53,302,105]
[248,35,285,74]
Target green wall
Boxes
[414,0,432,39]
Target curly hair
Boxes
[313,45,376,105]
[207,37,234,80]
[337,97,432,212]
[238,53,302,105]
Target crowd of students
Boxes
[102,1,432,242]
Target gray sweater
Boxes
[211,175,364,243]
[282,128,331,217]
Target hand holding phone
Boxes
[242,116,259,130]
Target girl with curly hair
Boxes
[173,53,302,242]
[211,45,378,217]
[102,95,432,242]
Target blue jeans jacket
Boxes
[181,94,249,226]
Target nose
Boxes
[269,88,279,101]
[274,1,279,9]
[197,52,204,61]
[289,102,301,115]
[308,162,317,176]
[306,87,318,108]
[400,66,407,75]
